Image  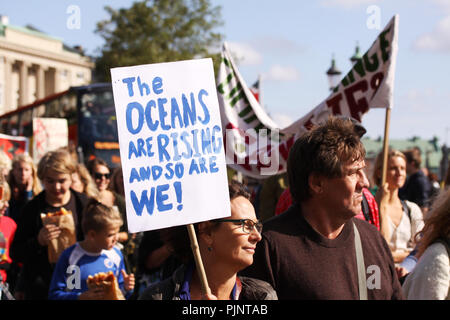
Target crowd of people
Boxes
[0,117,449,300]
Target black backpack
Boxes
[400,199,412,221]
[360,192,373,224]
[360,192,411,225]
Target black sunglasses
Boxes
[215,218,263,234]
[94,172,111,180]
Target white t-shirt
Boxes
[387,200,424,252]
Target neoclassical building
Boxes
[0,15,94,115]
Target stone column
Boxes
[36,64,47,100]
[53,67,61,93]
[3,57,14,112]
[19,60,30,106]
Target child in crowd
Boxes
[10,149,89,299]
[7,154,41,222]
[48,199,134,299]
[0,179,17,299]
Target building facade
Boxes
[0,15,93,115]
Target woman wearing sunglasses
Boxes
[139,180,277,300]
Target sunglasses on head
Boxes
[94,172,111,180]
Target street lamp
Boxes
[326,54,342,91]
[350,41,362,66]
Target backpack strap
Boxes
[361,192,372,224]
[400,199,411,221]
[353,222,367,300]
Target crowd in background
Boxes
[0,132,449,300]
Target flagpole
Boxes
[186,224,212,297]
[380,108,391,186]
[379,107,391,240]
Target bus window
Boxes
[19,109,33,136]
[0,117,10,134]
[33,104,46,118]
[59,93,77,125]
[79,91,117,141]
[44,99,59,118]
[9,114,19,136]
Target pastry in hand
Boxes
[86,271,125,300]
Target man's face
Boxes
[321,159,370,220]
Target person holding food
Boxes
[48,199,134,300]
[10,149,89,299]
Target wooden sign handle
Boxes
[186,224,211,297]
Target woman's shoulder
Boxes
[402,240,449,299]
[424,241,449,261]
[411,241,449,278]
[404,200,423,218]
[404,200,420,211]
[239,276,278,300]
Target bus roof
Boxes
[0,83,112,119]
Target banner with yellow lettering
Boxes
[216,15,399,179]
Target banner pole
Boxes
[380,107,391,187]
[379,107,392,240]
[186,224,211,297]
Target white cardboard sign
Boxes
[111,58,230,232]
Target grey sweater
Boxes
[242,203,404,300]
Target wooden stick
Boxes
[186,224,211,297]
[379,107,392,241]
[380,107,392,187]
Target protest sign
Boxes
[217,15,399,179]
[0,133,29,159]
[32,118,69,163]
[111,58,230,233]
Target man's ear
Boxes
[308,173,323,195]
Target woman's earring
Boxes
[207,246,212,252]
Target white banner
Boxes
[216,15,399,179]
[111,58,230,233]
[32,118,68,163]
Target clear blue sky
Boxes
[2,0,449,143]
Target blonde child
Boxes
[49,199,134,299]
[10,149,89,299]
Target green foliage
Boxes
[94,0,223,82]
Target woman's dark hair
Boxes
[86,158,109,176]
[160,180,251,263]
[228,179,251,201]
